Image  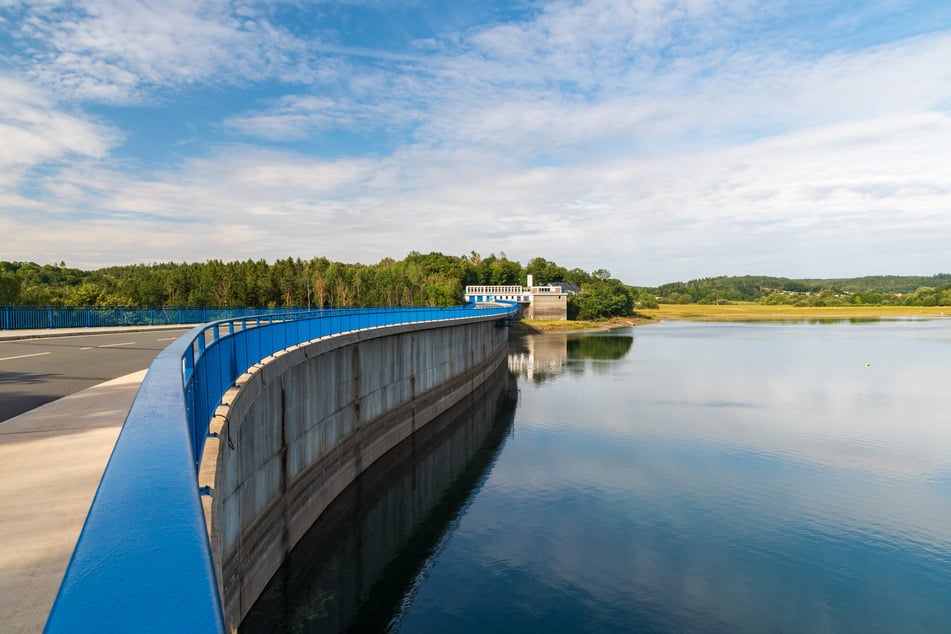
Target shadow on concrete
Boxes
[241,364,518,634]
[1,370,69,423]
[0,370,104,423]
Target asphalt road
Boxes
[0,328,191,422]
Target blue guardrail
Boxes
[0,305,304,330]
[44,304,516,632]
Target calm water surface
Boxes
[243,319,951,633]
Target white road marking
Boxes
[156,337,177,341]
[0,352,52,362]
[81,347,93,350]
[96,341,136,348]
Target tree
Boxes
[488,257,523,285]
[572,275,634,320]
[313,274,328,308]
[635,291,659,309]
[525,257,568,285]
[67,282,102,306]
[563,268,592,286]
[906,287,938,306]
[0,271,21,303]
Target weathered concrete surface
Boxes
[205,317,509,629]
[525,293,568,320]
[0,371,146,634]
[240,362,516,632]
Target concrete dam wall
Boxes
[240,361,517,632]
[203,316,510,629]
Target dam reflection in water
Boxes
[244,323,951,632]
[240,362,518,633]
[508,330,633,383]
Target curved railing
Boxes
[44,304,516,633]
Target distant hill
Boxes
[648,274,951,306]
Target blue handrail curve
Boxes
[44,304,516,632]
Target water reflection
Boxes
[508,330,634,382]
[242,321,951,633]
[240,363,517,633]
[566,332,634,360]
[736,316,942,325]
[394,320,951,633]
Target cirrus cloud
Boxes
[0,0,949,285]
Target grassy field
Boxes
[518,303,949,332]
[640,302,949,321]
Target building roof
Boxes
[551,282,581,294]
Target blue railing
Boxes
[44,303,516,632]
[0,305,314,330]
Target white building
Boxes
[465,275,570,320]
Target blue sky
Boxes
[1,0,950,286]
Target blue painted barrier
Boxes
[0,305,309,330]
[44,303,516,632]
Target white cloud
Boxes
[413,20,951,161]
[224,89,424,141]
[455,0,773,88]
[0,76,117,188]
[4,105,949,281]
[1,1,949,283]
[10,0,316,103]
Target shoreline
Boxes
[514,316,654,334]
[515,303,949,333]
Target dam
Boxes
[44,304,516,632]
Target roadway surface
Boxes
[0,325,192,632]
[0,328,191,422]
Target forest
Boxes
[2,255,950,319]
[0,253,641,320]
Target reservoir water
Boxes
[243,319,951,633]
